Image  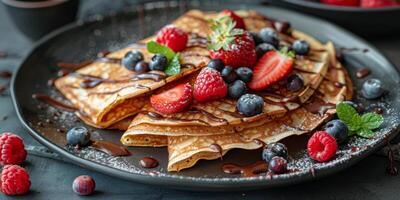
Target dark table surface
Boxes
[0,1,400,199]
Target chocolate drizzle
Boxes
[131,72,166,82]
[303,98,335,116]
[91,141,131,156]
[32,93,77,112]
[253,139,266,148]
[222,161,268,177]
[209,143,223,159]
[139,157,159,168]
[356,68,371,79]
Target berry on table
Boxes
[66,126,91,147]
[268,156,288,174]
[256,43,276,59]
[150,83,193,114]
[194,68,227,102]
[323,119,348,144]
[249,32,263,45]
[286,74,304,92]
[72,175,96,196]
[0,132,27,166]
[122,50,144,71]
[235,67,253,83]
[207,59,225,72]
[292,40,310,56]
[155,25,188,52]
[259,27,279,47]
[307,131,338,162]
[134,61,149,74]
[221,66,238,84]
[149,54,168,71]
[228,80,247,99]
[237,94,264,117]
[1,165,31,196]
[262,142,288,162]
[361,78,384,99]
[221,10,246,29]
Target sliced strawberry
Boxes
[221,10,246,29]
[150,83,193,114]
[248,51,294,91]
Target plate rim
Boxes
[278,0,400,12]
[10,3,400,190]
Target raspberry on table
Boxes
[1,165,31,196]
[0,132,27,166]
[307,131,338,162]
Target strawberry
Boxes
[320,0,360,6]
[221,10,246,29]
[150,83,193,114]
[194,68,227,102]
[360,0,399,7]
[155,25,188,52]
[208,17,256,68]
[248,50,294,91]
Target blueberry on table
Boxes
[207,59,225,72]
[122,50,144,70]
[286,74,304,92]
[255,43,276,59]
[149,54,168,71]
[72,175,96,196]
[262,142,288,162]
[237,94,264,117]
[268,156,288,174]
[134,61,149,74]
[323,119,348,144]
[235,67,253,83]
[259,28,279,47]
[292,40,310,56]
[228,80,247,99]
[221,66,238,84]
[66,126,90,146]
[362,78,384,99]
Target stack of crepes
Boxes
[55,10,353,171]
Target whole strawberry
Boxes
[1,165,31,196]
[360,0,399,7]
[320,0,360,6]
[221,10,246,29]
[155,25,188,52]
[208,17,256,68]
[0,133,27,166]
[194,68,227,102]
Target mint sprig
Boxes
[336,102,384,138]
[165,53,181,76]
[146,41,181,76]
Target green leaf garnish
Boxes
[165,53,181,76]
[336,102,384,138]
[146,41,176,61]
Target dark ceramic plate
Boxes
[264,0,400,37]
[11,1,400,190]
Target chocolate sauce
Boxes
[189,108,228,123]
[88,84,151,95]
[32,93,77,112]
[253,139,266,148]
[333,81,345,88]
[147,111,163,119]
[91,141,131,156]
[373,107,384,114]
[222,161,268,177]
[356,68,371,79]
[273,21,291,34]
[0,70,12,78]
[97,50,110,58]
[209,143,223,159]
[131,72,166,82]
[188,33,208,48]
[139,157,159,168]
[303,98,335,116]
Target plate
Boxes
[11,1,400,190]
[264,0,400,37]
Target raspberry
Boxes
[1,165,31,196]
[0,133,27,166]
[307,131,338,162]
[155,25,188,52]
[193,68,227,102]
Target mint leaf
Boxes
[336,102,360,130]
[165,53,181,76]
[361,113,384,130]
[358,128,375,138]
[146,41,175,61]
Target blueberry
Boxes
[207,59,224,71]
[249,32,263,45]
[286,74,304,92]
[262,142,288,162]
[256,43,276,59]
[362,78,384,99]
[134,61,149,74]
[221,66,238,84]
[259,28,279,47]
[149,54,168,71]
[268,156,288,174]
[323,119,348,144]
[237,94,264,117]
[235,67,253,83]
[292,40,310,56]
[72,175,96,196]
[66,126,90,146]
[122,50,144,70]
[228,80,247,99]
